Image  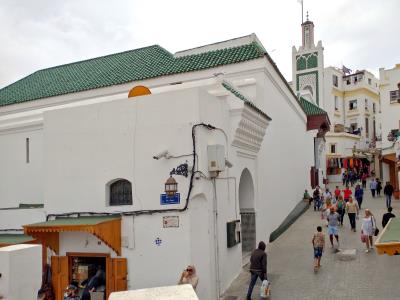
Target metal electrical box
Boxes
[207,144,225,172]
[227,220,241,248]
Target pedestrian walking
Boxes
[342,171,347,186]
[376,178,382,196]
[345,196,359,232]
[312,226,325,271]
[342,186,352,202]
[370,178,377,198]
[354,184,364,209]
[384,182,394,208]
[322,188,332,203]
[334,186,341,202]
[361,173,367,189]
[336,195,345,226]
[327,207,340,248]
[321,198,333,226]
[382,206,396,228]
[313,186,321,211]
[361,209,376,253]
[246,241,267,300]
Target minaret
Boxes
[292,12,325,108]
[302,12,315,49]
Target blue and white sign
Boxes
[160,193,180,205]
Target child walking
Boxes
[312,226,325,272]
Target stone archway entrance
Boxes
[239,168,256,257]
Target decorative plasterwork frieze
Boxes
[232,104,270,153]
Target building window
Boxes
[373,103,376,113]
[373,119,376,139]
[330,144,336,154]
[26,138,30,163]
[390,90,400,103]
[333,75,338,87]
[350,123,358,134]
[349,100,357,110]
[365,99,368,111]
[334,96,339,111]
[368,78,372,85]
[365,117,369,135]
[109,179,132,206]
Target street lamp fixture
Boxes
[165,176,178,197]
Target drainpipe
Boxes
[212,178,221,298]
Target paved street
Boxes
[223,183,400,300]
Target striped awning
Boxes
[24,216,121,255]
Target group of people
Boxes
[308,178,397,272]
[369,178,395,208]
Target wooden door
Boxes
[113,258,127,292]
[51,256,69,300]
[105,257,127,298]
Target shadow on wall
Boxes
[269,199,309,242]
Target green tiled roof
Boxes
[222,81,271,120]
[26,216,120,227]
[299,96,327,116]
[0,42,265,107]
[0,234,35,245]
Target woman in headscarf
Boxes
[178,264,199,290]
[81,269,105,300]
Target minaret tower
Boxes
[292,12,325,108]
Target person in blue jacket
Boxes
[354,184,364,209]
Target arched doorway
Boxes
[239,168,256,256]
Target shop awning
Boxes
[382,153,396,163]
[0,234,36,247]
[23,216,121,255]
[375,218,400,255]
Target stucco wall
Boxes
[0,129,43,208]
[0,208,45,230]
[0,244,42,300]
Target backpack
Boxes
[337,201,344,210]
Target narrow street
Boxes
[223,183,400,300]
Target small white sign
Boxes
[163,216,179,228]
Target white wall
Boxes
[0,129,43,208]
[0,244,42,300]
[382,162,390,185]
[252,69,314,241]
[0,208,45,230]
[380,65,400,154]
[0,51,315,300]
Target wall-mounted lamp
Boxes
[165,176,178,197]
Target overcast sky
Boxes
[0,0,399,88]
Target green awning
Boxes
[26,215,119,227]
[375,218,400,255]
[0,234,36,246]
[24,215,122,255]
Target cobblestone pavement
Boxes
[223,183,400,300]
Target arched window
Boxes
[109,179,132,206]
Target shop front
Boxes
[381,153,400,199]
[24,216,127,300]
[327,156,371,183]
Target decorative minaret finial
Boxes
[306,11,309,21]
